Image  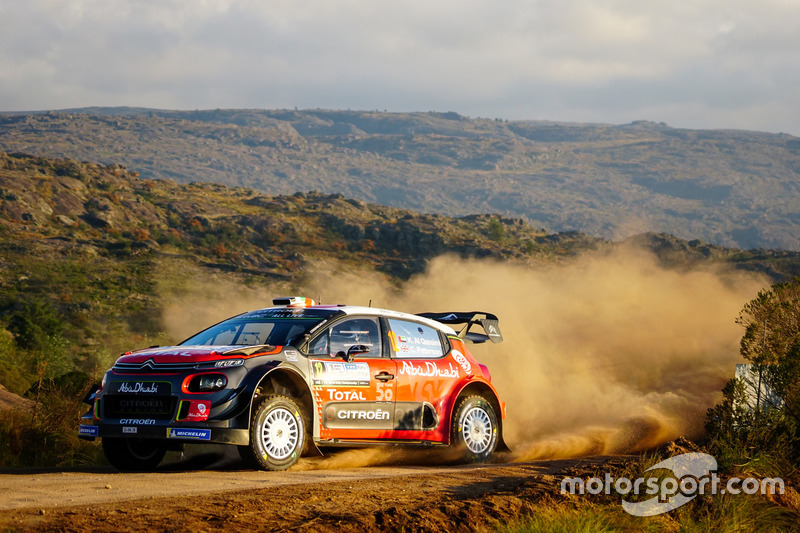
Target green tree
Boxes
[6,301,64,352]
[736,278,800,417]
[487,217,505,243]
[4,301,72,379]
[706,278,800,471]
[737,279,800,366]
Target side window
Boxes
[329,317,383,358]
[308,318,383,358]
[387,319,446,359]
[308,332,329,355]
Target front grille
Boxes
[113,359,199,373]
[104,395,177,420]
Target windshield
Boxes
[180,317,325,347]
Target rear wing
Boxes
[416,312,503,344]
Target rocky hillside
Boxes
[2,109,800,250]
[0,152,570,281]
[1,151,800,392]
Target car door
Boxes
[387,318,457,441]
[307,316,397,441]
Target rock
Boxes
[57,215,76,226]
[0,384,36,412]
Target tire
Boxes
[241,395,306,471]
[450,395,499,462]
[102,438,167,472]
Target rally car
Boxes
[78,297,506,471]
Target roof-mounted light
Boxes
[273,296,317,308]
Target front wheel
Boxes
[450,395,499,462]
[241,395,306,471]
[102,438,166,471]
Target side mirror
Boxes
[337,344,370,362]
[82,384,100,405]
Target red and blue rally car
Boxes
[79,297,505,471]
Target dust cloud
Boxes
[162,246,767,461]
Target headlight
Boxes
[185,373,228,393]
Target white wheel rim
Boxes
[462,406,492,454]
[261,407,300,460]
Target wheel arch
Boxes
[449,380,509,452]
[251,366,321,456]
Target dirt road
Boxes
[0,447,629,532]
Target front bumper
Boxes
[78,420,250,445]
[77,364,260,446]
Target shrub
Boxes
[705,277,800,473]
[0,376,101,467]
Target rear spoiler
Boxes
[416,312,503,344]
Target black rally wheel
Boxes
[102,438,167,472]
[242,395,306,471]
[451,395,499,462]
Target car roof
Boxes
[334,306,457,336]
[243,304,458,336]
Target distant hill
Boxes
[2,108,800,251]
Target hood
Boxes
[116,345,282,365]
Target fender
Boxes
[444,376,509,451]
[226,360,283,427]
[244,362,323,456]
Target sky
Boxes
[1,0,799,135]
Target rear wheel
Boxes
[102,438,166,471]
[450,395,499,462]
[241,395,306,471]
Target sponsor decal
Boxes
[119,382,159,393]
[326,389,366,401]
[336,408,390,421]
[284,349,299,362]
[249,309,308,319]
[122,427,138,434]
[78,425,99,437]
[322,402,393,429]
[111,381,170,394]
[312,361,370,387]
[451,350,472,374]
[399,360,460,379]
[215,359,243,368]
[119,418,157,425]
[115,398,169,412]
[185,400,211,422]
[167,428,212,440]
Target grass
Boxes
[499,447,799,533]
[499,492,798,533]
[498,500,666,533]
[0,378,103,468]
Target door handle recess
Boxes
[374,372,395,382]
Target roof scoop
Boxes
[273,296,316,308]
